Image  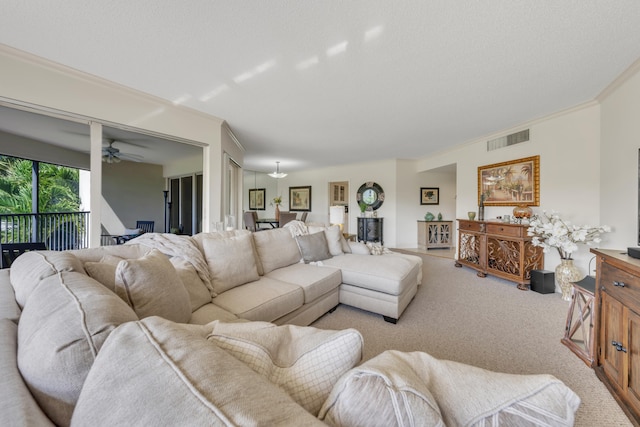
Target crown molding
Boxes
[596,56,640,102]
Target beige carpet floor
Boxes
[312,251,633,426]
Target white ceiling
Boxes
[1,1,640,173]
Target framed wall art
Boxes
[478,155,540,206]
[420,187,439,205]
[248,188,265,210]
[289,186,312,212]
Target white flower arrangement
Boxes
[527,211,611,259]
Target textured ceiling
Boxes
[2,1,640,173]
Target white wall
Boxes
[0,45,234,241]
[415,103,603,274]
[273,159,399,245]
[599,61,640,251]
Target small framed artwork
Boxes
[248,188,265,210]
[478,155,540,206]
[289,186,312,212]
[420,187,439,205]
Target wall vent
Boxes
[487,129,530,151]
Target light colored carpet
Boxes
[312,252,633,426]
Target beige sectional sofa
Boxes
[1,226,582,426]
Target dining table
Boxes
[256,218,279,229]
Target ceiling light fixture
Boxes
[268,161,287,179]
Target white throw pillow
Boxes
[319,350,444,427]
[201,233,260,294]
[206,320,363,416]
[114,249,191,323]
[320,350,581,427]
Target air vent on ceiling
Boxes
[487,129,530,151]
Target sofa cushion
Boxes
[320,350,580,427]
[189,302,240,324]
[69,244,151,263]
[212,277,304,322]
[202,233,260,294]
[323,254,419,296]
[10,250,85,308]
[252,228,302,274]
[265,263,342,304]
[114,249,191,323]
[296,232,333,263]
[0,319,55,427]
[71,317,324,426]
[18,271,138,427]
[319,350,444,427]
[308,225,344,256]
[206,321,363,416]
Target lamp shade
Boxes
[329,205,345,226]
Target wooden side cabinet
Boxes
[417,220,453,250]
[357,217,383,245]
[455,219,543,288]
[592,248,640,424]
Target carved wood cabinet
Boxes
[417,220,453,250]
[592,249,640,424]
[455,219,543,288]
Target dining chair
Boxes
[278,211,297,228]
[0,242,47,269]
[243,211,259,232]
[299,212,308,223]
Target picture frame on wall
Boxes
[248,188,265,210]
[478,155,540,206]
[420,187,439,205]
[289,186,312,211]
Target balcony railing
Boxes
[0,212,90,250]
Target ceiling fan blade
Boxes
[116,152,144,162]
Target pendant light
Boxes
[268,161,287,178]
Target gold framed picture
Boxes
[478,155,540,206]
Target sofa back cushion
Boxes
[201,233,260,294]
[10,251,85,308]
[18,271,137,427]
[114,249,191,323]
[252,228,302,274]
[71,317,325,426]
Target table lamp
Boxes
[329,205,345,232]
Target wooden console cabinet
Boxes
[455,219,543,288]
[592,248,640,425]
[417,220,453,250]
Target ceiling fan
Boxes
[102,140,144,163]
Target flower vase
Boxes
[275,204,280,221]
[555,258,582,301]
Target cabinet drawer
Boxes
[459,221,482,232]
[600,262,640,311]
[486,223,524,238]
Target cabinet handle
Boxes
[612,341,628,353]
[613,281,626,287]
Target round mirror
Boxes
[357,182,385,210]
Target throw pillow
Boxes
[323,225,344,256]
[201,233,260,295]
[320,350,581,427]
[366,242,393,256]
[114,249,191,323]
[84,262,117,292]
[206,320,364,416]
[348,241,371,255]
[296,232,333,263]
[72,317,322,426]
[17,271,138,427]
[339,233,352,253]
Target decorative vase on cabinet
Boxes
[555,258,582,301]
